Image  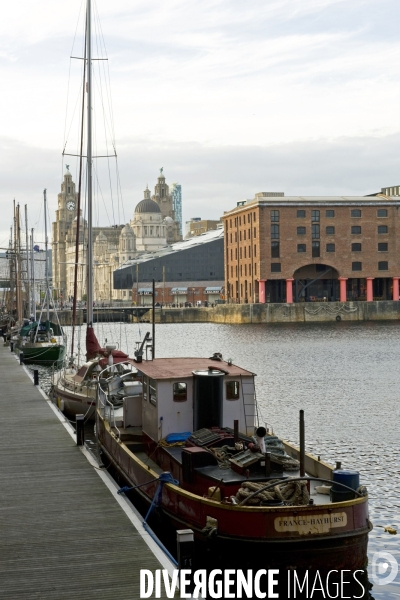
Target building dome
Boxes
[96,231,107,241]
[164,216,174,223]
[121,223,134,235]
[135,198,161,214]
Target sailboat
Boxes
[50,0,130,417]
[12,191,66,365]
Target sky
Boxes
[1,0,400,247]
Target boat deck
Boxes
[117,428,334,506]
[0,344,173,599]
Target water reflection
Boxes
[27,320,400,598]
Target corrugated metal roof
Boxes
[205,286,222,293]
[117,227,223,271]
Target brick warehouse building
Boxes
[222,192,400,304]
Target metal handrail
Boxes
[98,362,136,440]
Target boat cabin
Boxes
[128,357,256,441]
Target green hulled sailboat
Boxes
[12,190,66,365]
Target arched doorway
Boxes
[293,264,339,302]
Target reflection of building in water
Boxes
[223,191,400,304]
[52,168,182,302]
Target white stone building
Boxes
[52,168,181,302]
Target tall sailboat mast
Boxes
[30,228,35,318]
[24,205,30,318]
[43,189,50,322]
[86,0,93,327]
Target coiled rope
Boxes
[237,480,310,506]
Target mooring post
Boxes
[177,529,194,593]
[19,351,24,365]
[33,369,39,386]
[10,341,14,352]
[76,414,84,446]
[299,409,305,477]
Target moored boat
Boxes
[13,319,66,365]
[50,329,131,418]
[95,344,371,570]
[10,190,67,366]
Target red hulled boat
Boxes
[95,338,371,570]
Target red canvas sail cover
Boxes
[86,327,102,359]
[86,327,130,363]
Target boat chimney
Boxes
[255,426,266,454]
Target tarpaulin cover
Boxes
[86,326,130,363]
[20,322,38,337]
[86,327,102,359]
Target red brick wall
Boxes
[223,199,400,303]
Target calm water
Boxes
[29,319,400,598]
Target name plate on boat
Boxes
[274,512,347,535]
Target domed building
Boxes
[52,169,182,302]
[130,187,167,252]
[119,223,136,263]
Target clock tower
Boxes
[52,168,78,299]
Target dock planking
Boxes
[0,344,173,599]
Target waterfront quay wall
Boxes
[152,300,400,324]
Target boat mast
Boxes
[15,202,23,323]
[8,226,14,317]
[70,13,87,359]
[86,0,93,327]
[43,189,50,323]
[30,228,35,318]
[24,205,30,318]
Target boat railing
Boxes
[97,364,128,440]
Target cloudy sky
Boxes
[1,0,399,247]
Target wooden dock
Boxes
[0,344,174,599]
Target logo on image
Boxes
[371,551,398,586]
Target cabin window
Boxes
[149,378,157,406]
[226,380,240,400]
[143,378,148,402]
[173,382,187,402]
